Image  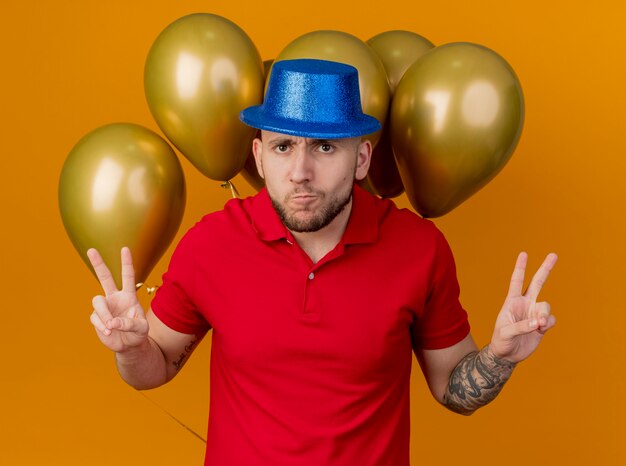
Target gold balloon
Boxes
[366,122,404,198]
[391,42,524,217]
[240,59,273,191]
[145,13,264,181]
[59,123,186,289]
[366,31,435,198]
[274,30,390,147]
[367,30,434,92]
[240,129,265,191]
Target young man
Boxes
[88,59,557,465]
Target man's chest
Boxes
[191,239,429,381]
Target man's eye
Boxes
[276,144,289,153]
[319,143,333,153]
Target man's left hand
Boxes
[489,252,558,363]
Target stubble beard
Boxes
[270,183,354,233]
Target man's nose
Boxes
[289,146,314,183]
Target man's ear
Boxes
[354,139,372,181]
[252,137,265,179]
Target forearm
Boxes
[443,345,516,415]
[115,337,169,390]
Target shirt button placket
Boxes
[302,269,320,321]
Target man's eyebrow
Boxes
[307,139,333,146]
[267,137,297,146]
[264,137,341,146]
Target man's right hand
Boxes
[88,247,149,353]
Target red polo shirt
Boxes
[151,185,470,466]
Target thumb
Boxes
[107,315,148,335]
[499,317,540,341]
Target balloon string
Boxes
[130,284,204,442]
[136,390,207,444]
[220,180,240,199]
[135,283,160,295]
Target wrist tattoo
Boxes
[443,346,516,415]
[172,338,197,371]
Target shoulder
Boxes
[374,196,444,245]
[364,195,455,276]
[350,186,449,263]
[176,193,259,248]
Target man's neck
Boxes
[290,199,353,264]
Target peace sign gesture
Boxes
[489,252,558,363]
[88,247,149,353]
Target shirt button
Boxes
[308,272,315,280]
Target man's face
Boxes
[252,130,371,233]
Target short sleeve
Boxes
[151,229,211,339]
[412,228,470,350]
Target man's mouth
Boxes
[287,191,321,209]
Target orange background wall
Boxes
[1,1,623,465]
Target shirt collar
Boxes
[249,184,380,245]
[250,188,290,242]
[341,184,379,246]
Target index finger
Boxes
[525,253,558,302]
[87,248,118,296]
